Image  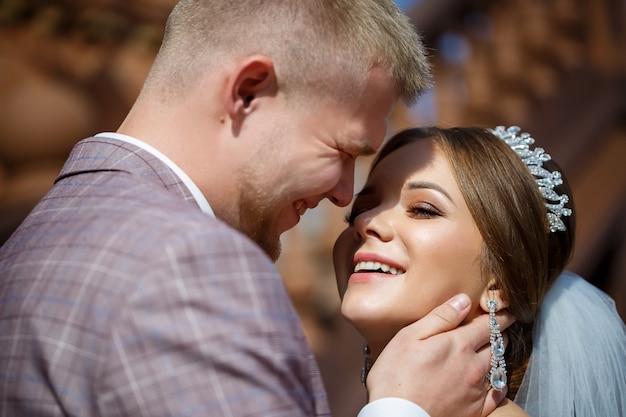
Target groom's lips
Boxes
[294,200,307,216]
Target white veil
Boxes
[514,271,626,416]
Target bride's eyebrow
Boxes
[405,181,455,205]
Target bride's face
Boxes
[334,138,487,349]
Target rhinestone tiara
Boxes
[489,126,572,233]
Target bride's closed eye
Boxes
[344,193,377,226]
[407,202,442,218]
[344,208,367,226]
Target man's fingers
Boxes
[495,310,515,331]
[369,294,517,416]
[405,294,472,340]
[458,309,516,351]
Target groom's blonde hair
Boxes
[144,0,431,105]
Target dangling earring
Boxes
[488,299,507,390]
[361,343,371,387]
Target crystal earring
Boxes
[361,343,371,387]
[488,299,507,390]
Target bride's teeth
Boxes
[353,261,403,275]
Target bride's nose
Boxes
[353,208,394,242]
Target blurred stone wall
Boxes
[0,0,171,240]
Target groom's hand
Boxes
[367,294,515,417]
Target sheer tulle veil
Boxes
[514,271,626,416]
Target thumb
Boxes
[407,294,472,340]
[482,388,509,416]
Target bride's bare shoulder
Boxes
[488,399,530,416]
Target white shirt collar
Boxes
[94,132,215,217]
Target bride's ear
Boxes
[479,279,508,312]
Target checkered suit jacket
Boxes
[0,137,330,416]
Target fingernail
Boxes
[447,294,470,311]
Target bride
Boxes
[333,126,626,416]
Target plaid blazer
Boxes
[0,137,330,416]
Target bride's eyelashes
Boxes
[407,202,442,219]
[343,201,442,226]
[344,207,367,226]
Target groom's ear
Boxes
[479,279,508,312]
[225,54,277,119]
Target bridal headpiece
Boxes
[489,126,572,233]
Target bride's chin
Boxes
[348,322,397,355]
